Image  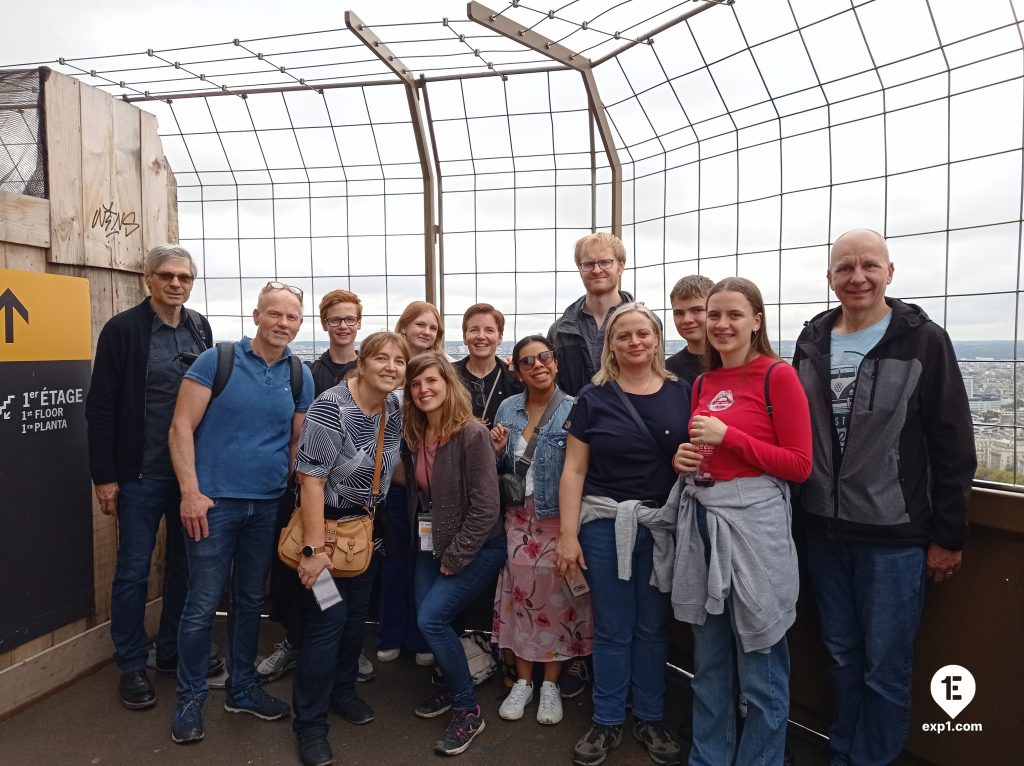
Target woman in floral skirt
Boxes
[490,335,593,725]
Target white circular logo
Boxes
[930,665,975,720]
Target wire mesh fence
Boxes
[3,0,1023,484]
[0,69,46,198]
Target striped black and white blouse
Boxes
[295,379,403,513]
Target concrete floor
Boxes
[0,620,833,766]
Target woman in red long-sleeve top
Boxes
[673,277,811,766]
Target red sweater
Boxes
[690,355,812,483]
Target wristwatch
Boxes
[301,544,327,557]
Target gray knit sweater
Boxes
[669,474,798,653]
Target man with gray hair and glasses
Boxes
[86,244,220,711]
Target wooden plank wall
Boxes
[0,68,176,717]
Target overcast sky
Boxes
[4,0,1023,347]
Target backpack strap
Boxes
[764,360,783,418]
[696,373,705,402]
[183,308,213,350]
[211,342,235,399]
[288,355,302,408]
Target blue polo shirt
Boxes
[185,336,314,499]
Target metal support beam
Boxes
[346,11,439,305]
[468,1,622,238]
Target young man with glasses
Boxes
[86,244,221,711]
[548,233,633,397]
[168,281,314,745]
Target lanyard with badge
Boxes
[418,447,435,552]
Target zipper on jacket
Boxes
[866,358,880,411]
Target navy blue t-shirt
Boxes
[565,378,691,503]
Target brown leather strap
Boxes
[371,407,387,500]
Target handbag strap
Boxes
[368,407,388,513]
[514,389,567,477]
[610,381,662,452]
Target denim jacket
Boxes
[493,391,574,518]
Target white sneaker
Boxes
[376,648,400,662]
[415,652,435,667]
[498,679,534,721]
[536,681,563,725]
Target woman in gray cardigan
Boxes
[402,352,505,756]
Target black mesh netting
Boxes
[0,69,46,199]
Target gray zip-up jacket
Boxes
[792,298,974,550]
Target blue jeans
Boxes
[110,478,188,674]
[414,535,506,711]
[578,519,670,726]
[176,497,279,703]
[805,532,926,766]
[376,486,429,653]
[690,503,791,766]
[293,558,379,739]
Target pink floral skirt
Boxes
[492,497,593,662]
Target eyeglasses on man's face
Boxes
[517,350,556,370]
[325,315,359,328]
[264,281,303,298]
[152,271,195,285]
[578,258,617,273]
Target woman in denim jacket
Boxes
[489,336,594,726]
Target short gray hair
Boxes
[143,244,196,277]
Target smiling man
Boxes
[548,233,633,396]
[792,229,975,766]
[167,281,314,746]
[454,303,521,428]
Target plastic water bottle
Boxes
[694,409,715,487]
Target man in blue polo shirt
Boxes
[168,282,314,745]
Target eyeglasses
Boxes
[325,316,359,328]
[470,379,488,409]
[264,281,303,298]
[579,258,616,273]
[517,350,556,369]
[153,271,195,285]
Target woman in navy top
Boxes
[555,303,690,766]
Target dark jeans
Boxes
[805,531,926,766]
[266,490,306,648]
[376,485,429,653]
[292,558,379,739]
[110,478,187,674]
[414,535,506,711]
[176,497,279,703]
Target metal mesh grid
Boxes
[0,69,45,198]
[4,0,1022,484]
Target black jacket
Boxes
[792,298,974,550]
[547,290,633,396]
[85,298,213,484]
[453,355,522,428]
[308,351,356,397]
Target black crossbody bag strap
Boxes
[514,389,567,477]
[610,381,662,451]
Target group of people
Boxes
[85,227,975,766]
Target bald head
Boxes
[830,229,890,270]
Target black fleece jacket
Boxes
[85,298,213,484]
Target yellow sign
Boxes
[0,269,91,362]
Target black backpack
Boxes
[210,341,303,406]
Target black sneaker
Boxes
[560,657,591,699]
[434,705,486,755]
[298,735,335,766]
[119,670,156,710]
[224,685,291,720]
[414,684,452,719]
[171,697,205,744]
[632,719,682,766]
[331,695,374,725]
[573,723,623,766]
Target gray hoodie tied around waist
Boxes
[669,474,798,653]
[579,495,676,593]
